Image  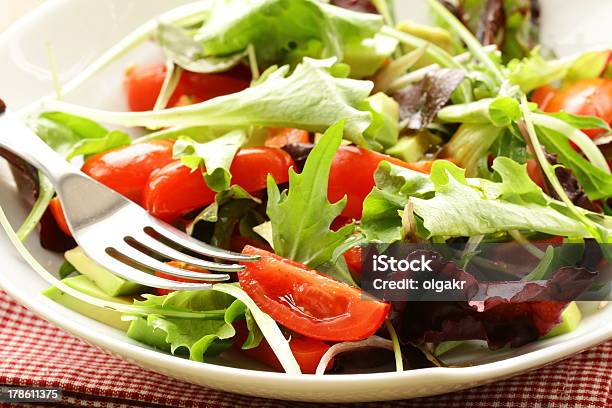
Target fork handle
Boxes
[0,107,79,185]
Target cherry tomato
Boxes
[238,246,390,342]
[234,322,333,374]
[49,197,71,237]
[526,158,545,189]
[343,246,363,279]
[81,140,175,205]
[530,85,556,111]
[154,261,210,296]
[535,78,612,138]
[328,146,434,220]
[265,128,310,148]
[144,147,295,222]
[124,63,250,112]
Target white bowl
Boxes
[0,0,610,402]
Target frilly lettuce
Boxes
[173,129,247,192]
[44,58,377,146]
[164,0,390,76]
[361,158,607,241]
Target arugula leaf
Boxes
[266,121,355,283]
[193,0,384,69]
[546,112,611,133]
[46,58,375,146]
[537,126,612,201]
[173,130,247,192]
[16,113,131,240]
[158,23,247,73]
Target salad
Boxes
[1,0,611,375]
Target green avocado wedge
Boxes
[42,275,133,331]
[65,247,144,297]
[542,302,583,339]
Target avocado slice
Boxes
[65,247,144,297]
[542,302,582,339]
[126,317,172,351]
[43,275,132,331]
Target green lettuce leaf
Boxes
[46,58,375,146]
[173,129,247,192]
[507,48,612,93]
[125,288,262,362]
[266,120,356,283]
[194,0,385,69]
[413,159,589,237]
[362,158,599,241]
[157,23,247,73]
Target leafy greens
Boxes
[266,120,356,284]
[45,58,379,147]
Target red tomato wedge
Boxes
[238,246,390,342]
[144,147,294,222]
[81,140,175,205]
[533,78,612,139]
[49,197,71,237]
[265,128,310,148]
[328,146,437,220]
[234,322,333,374]
[124,63,250,112]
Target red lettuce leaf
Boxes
[393,68,465,130]
[391,250,597,349]
[330,0,378,14]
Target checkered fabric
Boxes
[1,290,610,408]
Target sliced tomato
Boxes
[49,197,71,237]
[238,246,390,342]
[530,85,557,111]
[328,146,435,220]
[265,128,310,148]
[535,78,612,139]
[124,63,250,112]
[154,261,211,296]
[234,322,333,374]
[81,140,175,205]
[144,147,294,222]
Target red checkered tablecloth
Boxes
[0,290,610,408]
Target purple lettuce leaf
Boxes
[391,250,597,349]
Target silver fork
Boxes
[0,105,258,291]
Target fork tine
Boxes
[146,221,259,262]
[108,244,231,282]
[86,250,215,290]
[125,233,245,273]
